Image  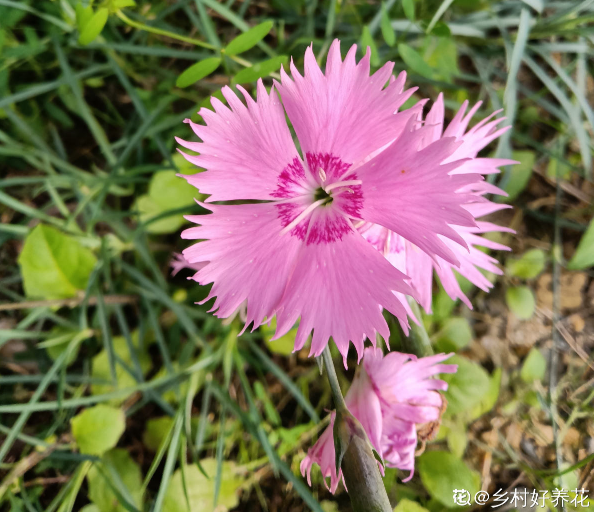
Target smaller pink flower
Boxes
[300,411,343,493]
[363,349,456,481]
[300,349,457,491]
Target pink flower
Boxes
[176,40,482,360]
[300,348,457,490]
[359,94,514,312]
[300,411,343,493]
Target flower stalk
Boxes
[321,346,392,512]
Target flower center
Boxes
[274,152,364,244]
[313,186,333,204]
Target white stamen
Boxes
[280,199,326,235]
[318,167,327,182]
[324,179,362,193]
[274,194,311,204]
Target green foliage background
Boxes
[1,0,593,511]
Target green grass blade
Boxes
[152,411,184,511]
[53,41,117,166]
[248,341,319,422]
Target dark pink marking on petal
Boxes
[272,157,307,198]
[306,213,352,245]
[306,152,352,182]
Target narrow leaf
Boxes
[75,4,93,31]
[232,55,287,85]
[176,57,221,88]
[402,0,415,21]
[78,8,109,46]
[380,4,396,46]
[225,21,273,56]
[360,26,380,66]
[398,43,433,78]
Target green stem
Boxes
[321,345,347,411]
[321,345,392,512]
[116,10,215,49]
[116,11,253,68]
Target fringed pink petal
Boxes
[275,39,417,168]
[359,118,477,266]
[182,202,301,329]
[274,223,414,362]
[176,81,299,202]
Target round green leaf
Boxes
[78,8,109,46]
[91,333,152,404]
[398,43,433,78]
[442,355,490,415]
[506,248,546,279]
[87,449,143,512]
[417,451,480,507]
[225,21,273,56]
[435,317,473,352]
[232,55,288,85]
[163,460,244,512]
[71,404,125,455]
[81,506,101,512]
[150,170,198,209]
[394,499,430,512]
[567,219,594,270]
[46,330,81,367]
[446,424,468,458]
[469,367,502,419]
[18,224,97,299]
[520,347,546,383]
[260,318,296,356]
[424,37,459,83]
[110,0,136,9]
[143,416,174,452]
[134,170,198,233]
[176,57,221,88]
[134,195,182,234]
[320,501,339,512]
[506,285,535,319]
